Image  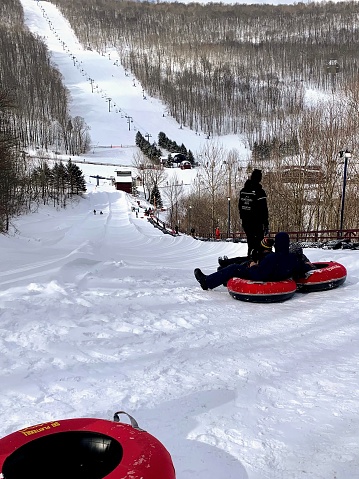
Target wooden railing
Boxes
[147,216,359,243]
[196,229,359,243]
[284,229,359,243]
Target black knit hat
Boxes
[251,169,262,183]
[261,237,274,249]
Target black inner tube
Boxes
[3,431,123,479]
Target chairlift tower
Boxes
[90,175,113,187]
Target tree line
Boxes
[0,0,90,233]
[136,130,195,167]
[135,131,162,163]
[52,0,359,144]
[158,132,195,166]
[29,158,86,208]
[0,0,90,154]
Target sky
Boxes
[1,1,359,479]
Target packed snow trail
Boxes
[1,180,358,479]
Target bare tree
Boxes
[194,142,228,233]
[162,173,185,229]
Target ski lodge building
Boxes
[114,170,133,193]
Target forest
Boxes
[1,0,359,236]
[0,0,89,233]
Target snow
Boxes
[1,1,358,478]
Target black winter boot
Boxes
[218,255,228,267]
[194,268,208,290]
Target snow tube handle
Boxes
[113,411,145,431]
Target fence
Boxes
[196,228,359,243]
[146,213,359,243]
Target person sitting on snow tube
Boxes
[217,236,275,270]
[288,242,316,267]
[217,237,274,287]
[218,239,313,270]
[194,232,314,291]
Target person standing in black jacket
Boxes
[239,169,269,256]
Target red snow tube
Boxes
[0,412,175,479]
[296,261,347,293]
[227,277,297,303]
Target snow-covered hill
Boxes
[1,2,358,479]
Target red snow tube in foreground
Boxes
[227,277,297,303]
[0,411,175,479]
[296,261,347,293]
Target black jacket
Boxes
[238,179,268,228]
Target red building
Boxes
[114,170,133,193]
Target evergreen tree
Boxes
[179,143,188,155]
[52,161,66,206]
[150,184,163,209]
[187,150,195,165]
[31,161,54,205]
[53,161,68,196]
[158,131,167,148]
[66,159,86,194]
[135,131,145,148]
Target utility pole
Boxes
[107,98,112,112]
[126,116,133,131]
[339,150,351,237]
[227,196,231,238]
